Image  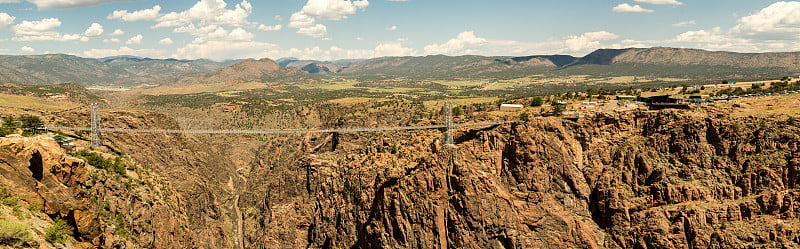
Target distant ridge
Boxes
[177,58,312,85]
[1,47,800,86]
[572,47,800,70]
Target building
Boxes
[616,95,637,101]
[500,104,524,111]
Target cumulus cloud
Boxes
[386,25,397,31]
[173,40,280,60]
[564,31,619,52]
[0,13,15,28]
[634,0,683,5]
[21,46,34,52]
[83,46,167,58]
[422,31,625,57]
[289,0,369,38]
[153,0,253,28]
[84,23,103,37]
[296,24,327,38]
[126,34,143,44]
[659,1,800,53]
[424,31,487,55]
[27,0,134,10]
[10,18,87,42]
[103,38,121,43]
[298,0,368,20]
[109,29,124,36]
[257,24,282,31]
[613,4,654,13]
[673,20,696,27]
[730,1,800,40]
[174,24,254,43]
[107,5,161,22]
[159,37,174,45]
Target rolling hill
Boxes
[0,54,233,86]
[338,54,574,79]
[176,58,313,85]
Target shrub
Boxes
[76,150,127,176]
[530,96,544,107]
[0,220,34,247]
[45,217,73,244]
[0,187,18,206]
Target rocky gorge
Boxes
[1,106,799,248]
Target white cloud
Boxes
[289,0,369,38]
[21,46,34,52]
[356,37,364,41]
[564,31,619,52]
[634,0,682,5]
[159,37,174,45]
[422,31,624,57]
[297,24,327,38]
[173,40,279,60]
[126,34,143,44]
[26,0,134,10]
[673,20,696,27]
[174,24,254,43]
[107,5,161,22]
[730,1,800,40]
[424,31,487,55]
[386,25,397,31]
[83,46,167,58]
[153,0,253,29]
[84,22,103,37]
[274,15,283,21]
[298,0,368,20]
[288,12,316,29]
[10,18,86,42]
[110,29,124,36]
[613,4,654,13]
[0,13,15,28]
[258,24,282,31]
[103,38,121,43]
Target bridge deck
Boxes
[42,122,503,135]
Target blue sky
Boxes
[0,0,798,61]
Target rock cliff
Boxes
[3,107,799,248]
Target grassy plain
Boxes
[728,93,800,118]
[0,94,78,110]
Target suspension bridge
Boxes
[41,102,503,150]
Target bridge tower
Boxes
[90,103,103,148]
[443,102,454,145]
[442,102,458,163]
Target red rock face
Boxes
[4,109,798,248]
[0,136,197,248]
[241,110,800,248]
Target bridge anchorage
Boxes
[44,102,501,162]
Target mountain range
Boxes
[0,47,798,86]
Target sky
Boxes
[0,0,799,61]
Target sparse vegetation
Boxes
[76,150,128,176]
[0,220,34,247]
[44,217,73,244]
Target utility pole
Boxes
[90,103,102,148]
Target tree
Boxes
[530,96,544,107]
[18,115,43,136]
[552,105,564,116]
